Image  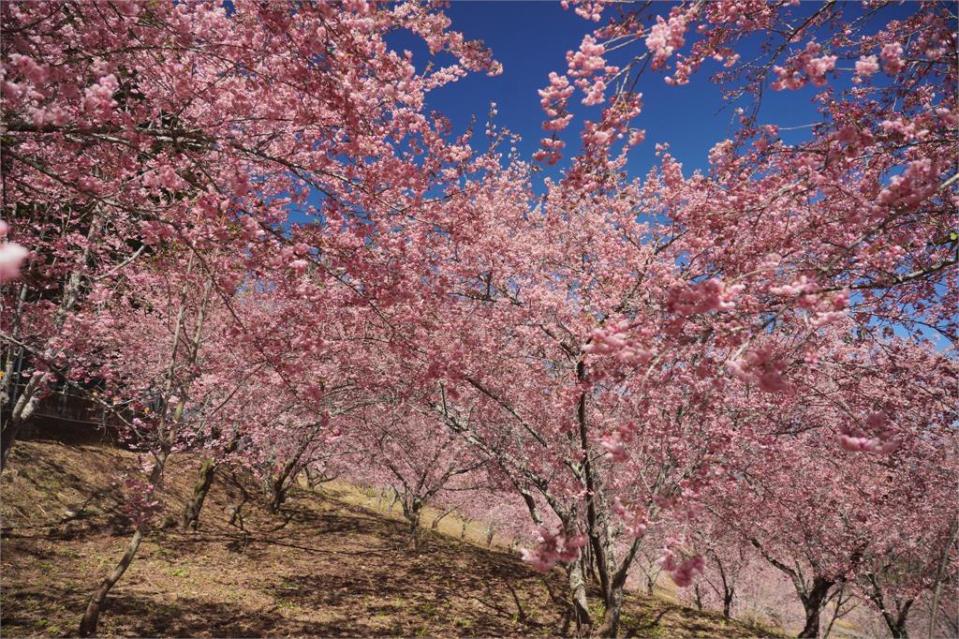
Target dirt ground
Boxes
[0,440,782,638]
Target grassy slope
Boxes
[1,441,783,638]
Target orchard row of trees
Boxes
[1,1,956,637]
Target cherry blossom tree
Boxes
[0,2,508,634]
[516,7,957,632]
[685,518,752,621]
[76,250,226,636]
[347,101,953,635]
[539,0,956,376]
[701,356,958,638]
[0,0,501,467]
[2,2,956,638]
[346,402,487,550]
[356,156,737,635]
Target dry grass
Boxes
[1,441,784,638]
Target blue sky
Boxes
[389,2,813,183]
[386,1,915,188]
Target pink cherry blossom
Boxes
[0,238,28,283]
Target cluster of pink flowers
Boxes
[568,35,606,78]
[121,475,163,528]
[567,36,613,106]
[534,137,567,165]
[290,259,309,274]
[138,220,177,245]
[834,124,875,156]
[142,166,185,192]
[83,74,119,118]
[612,498,648,538]
[667,278,743,316]
[727,347,792,394]
[7,53,48,86]
[600,422,638,462]
[659,538,704,587]
[535,72,576,164]
[0,221,28,283]
[240,216,266,241]
[771,42,837,90]
[880,42,905,74]
[769,275,816,297]
[805,54,838,86]
[561,0,606,22]
[581,78,607,107]
[854,54,880,79]
[839,412,899,454]
[838,435,898,454]
[807,291,849,327]
[521,526,587,572]
[770,277,849,326]
[878,158,941,208]
[645,13,688,69]
[583,321,654,366]
[538,72,574,132]
[581,122,614,148]
[583,322,628,353]
[879,116,922,140]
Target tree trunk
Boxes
[723,589,734,620]
[485,522,495,547]
[402,500,422,550]
[79,257,199,635]
[798,577,834,639]
[693,584,705,611]
[267,469,292,513]
[269,483,284,513]
[595,536,641,638]
[582,541,595,584]
[0,376,41,470]
[885,617,909,639]
[78,526,144,637]
[387,489,399,513]
[303,466,319,490]
[78,449,167,637]
[410,520,421,550]
[799,603,823,639]
[881,603,913,639]
[596,585,625,637]
[181,458,216,531]
[568,557,592,636]
[928,516,959,639]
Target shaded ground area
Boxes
[1,441,782,637]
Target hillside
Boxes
[1,441,782,638]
